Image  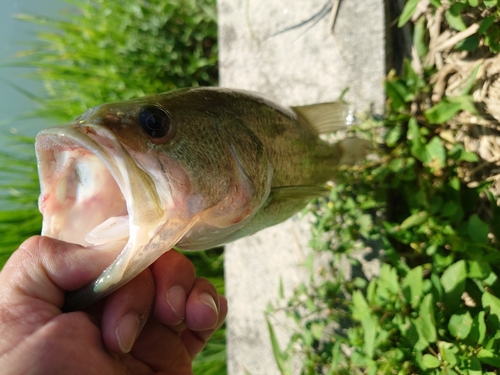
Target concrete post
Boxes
[218,1,386,373]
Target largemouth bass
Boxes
[35,87,367,310]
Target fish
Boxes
[35,87,368,310]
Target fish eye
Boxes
[138,107,171,139]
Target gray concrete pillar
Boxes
[218,1,386,373]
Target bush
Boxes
[14,0,218,121]
[269,1,500,374]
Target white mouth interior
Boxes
[36,129,132,252]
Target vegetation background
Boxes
[266,0,500,374]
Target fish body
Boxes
[35,88,365,310]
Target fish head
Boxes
[35,88,272,307]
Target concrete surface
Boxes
[218,1,386,374]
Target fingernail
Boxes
[166,285,186,321]
[116,314,140,353]
[199,292,218,316]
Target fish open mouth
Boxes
[35,125,166,306]
[37,126,128,248]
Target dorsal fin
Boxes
[292,102,351,134]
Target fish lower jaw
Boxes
[92,223,156,291]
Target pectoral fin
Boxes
[292,102,351,134]
[257,185,329,224]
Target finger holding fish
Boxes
[100,249,226,355]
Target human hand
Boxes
[0,236,227,375]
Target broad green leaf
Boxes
[352,290,371,320]
[362,315,377,359]
[425,96,477,125]
[424,136,446,169]
[440,260,467,294]
[449,176,461,191]
[467,357,482,375]
[467,0,478,5]
[389,158,405,172]
[485,29,500,53]
[385,125,402,147]
[311,322,324,340]
[439,342,458,367]
[398,0,420,27]
[419,294,437,343]
[450,95,478,115]
[478,311,487,343]
[479,16,495,35]
[400,211,429,230]
[412,317,430,351]
[449,143,479,162]
[379,264,399,295]
[468,311,486,344]
[448,312,472,339]
[445,3,467,31]
[352,291,377,359]
[424,99,463,124]
[386,79,413,110]
[477,348,500,367]
[440,201,463,222]
[482,292,500,327]
[403,266,423,308]
[422,354,440,369]
[408,117,426,161]
[414,17,428,57]
[483,271,498,287]
[468,260,491,280]
[467,214,489,243]
[483,0,498,7]
[386,81,406,111]
[431,272,443,301]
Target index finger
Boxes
[0,236,118,308]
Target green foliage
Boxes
[269,2,500,373]
[1,1,223,374]
[401,0,500,54]
[13,0,218,122]
[0,135,42,264]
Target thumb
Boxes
[0,236,117,308]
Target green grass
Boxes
[11,0,218,122]
[0,134,42,263]
[0,1,225,373]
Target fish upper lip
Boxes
[37,124,128,189]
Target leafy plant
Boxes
[12,0,218,122]
[269,1,500,373]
